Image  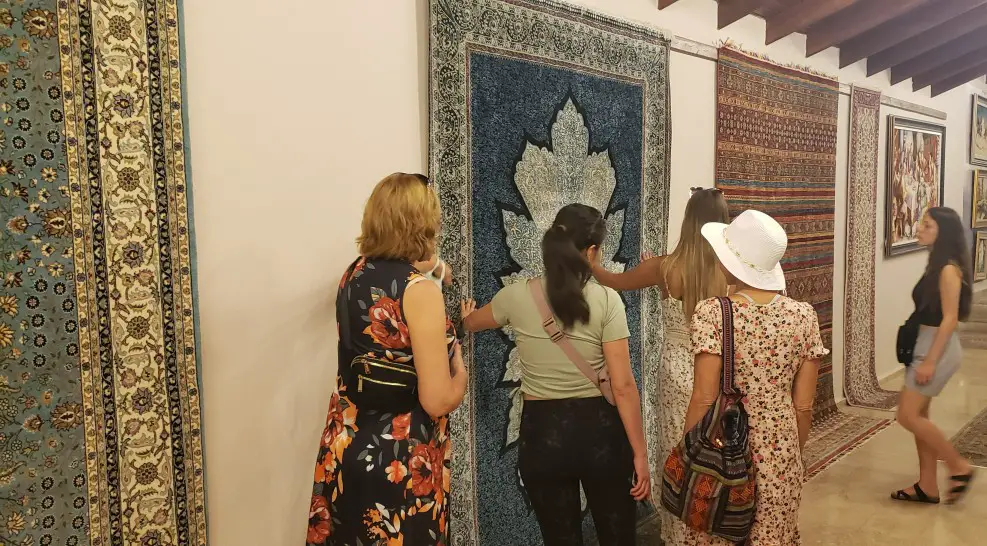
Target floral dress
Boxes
[657,296,692,545]
[308,258,456,546]
[682,297,828,546]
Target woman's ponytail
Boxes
[541,204,606,329]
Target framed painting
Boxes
[975,231,987,282]
[885,116,946,257]
[971,94,987,167]
[973,170,987,229]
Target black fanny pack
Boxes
[348,355,418,413]
[896,312,920,366]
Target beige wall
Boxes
[181,0,985,543]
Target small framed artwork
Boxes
[885,116,946,257]
[975,231,987,282]
[973,170,987,228]
[971,94,987,167]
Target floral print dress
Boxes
[308,258,456,546]
[657,296,692,545]
[682,297,828,546]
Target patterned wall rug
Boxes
[715,45,840,420]
[844,86,898,411]
[429,1,670,544]
[713,47,891,478]
[0,2,207,546]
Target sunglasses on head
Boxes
[408,173,432,188]
[690,186,723,194]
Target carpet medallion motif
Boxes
[429,1,670,543]
[844,86,897,411]
[0,1,206,545]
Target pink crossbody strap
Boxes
[527,279,615,405]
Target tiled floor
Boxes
[800,350,987,545]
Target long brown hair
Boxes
[924,207,973,320]
[542,204,606,329]
[664,188,730,319]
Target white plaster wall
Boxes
[180,0,984,544]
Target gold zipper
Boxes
[365,360,416,376]
[358,375,409,388]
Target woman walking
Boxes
[462,203,650,546]
[891,207,975,505]
[307,173,467,545]
[592,187,729,545]
[682,210,827,545]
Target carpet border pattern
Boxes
[843,86,898,411]
[428,0,671,543]
[57,1,208,544]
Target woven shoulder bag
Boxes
[660,296,756,543]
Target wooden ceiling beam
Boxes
[867,4,987,76]
[804,0,929,57]
[718,0,769,30]
[913,45,987,90]
[657,0,682,8]
[838,0,987,68]
[891,31,987,85]
[931,60,987,96]
[766,0,860,45]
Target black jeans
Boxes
[518,397,636,546]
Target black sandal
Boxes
[890,483,940,504]
[945,470,975,505]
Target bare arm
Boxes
[603,338,647,460]
[461,301,500,333]
[683,352,723,434]
[923,264,962,366]
[793,359,820,450]
[404,281,466,418]
[592,256,665,292]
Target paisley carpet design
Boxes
[429,0,671,543]
[0,1,206,545]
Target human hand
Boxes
[630,454,651,502]
[460,299,476,320]
[450,341,466,378]
[914,361,936,385]
[640,251,656,261]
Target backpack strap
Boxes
[528,278,602,390]
[717,296,738,396]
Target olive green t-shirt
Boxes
[491,278,630,400]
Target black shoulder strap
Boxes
[337,259,361,352]
[718,296,737,396]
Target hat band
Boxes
[724,233,773,273]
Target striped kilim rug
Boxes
[715,46,840,420]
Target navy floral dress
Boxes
[308,258,456,546]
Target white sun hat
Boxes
[701,209,787,291]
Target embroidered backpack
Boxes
[660,297,756,543]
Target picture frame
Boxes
[973,170,987,229]
[885,115,946,257]
[975,231,987,282]
[971,94,987,167]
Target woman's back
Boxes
[685,295,827,546]
[491,277,628,399]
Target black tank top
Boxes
[911,265,971,326]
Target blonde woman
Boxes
[591,187,729,544]
[307,173,466,546]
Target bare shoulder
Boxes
[941,263,963,282]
